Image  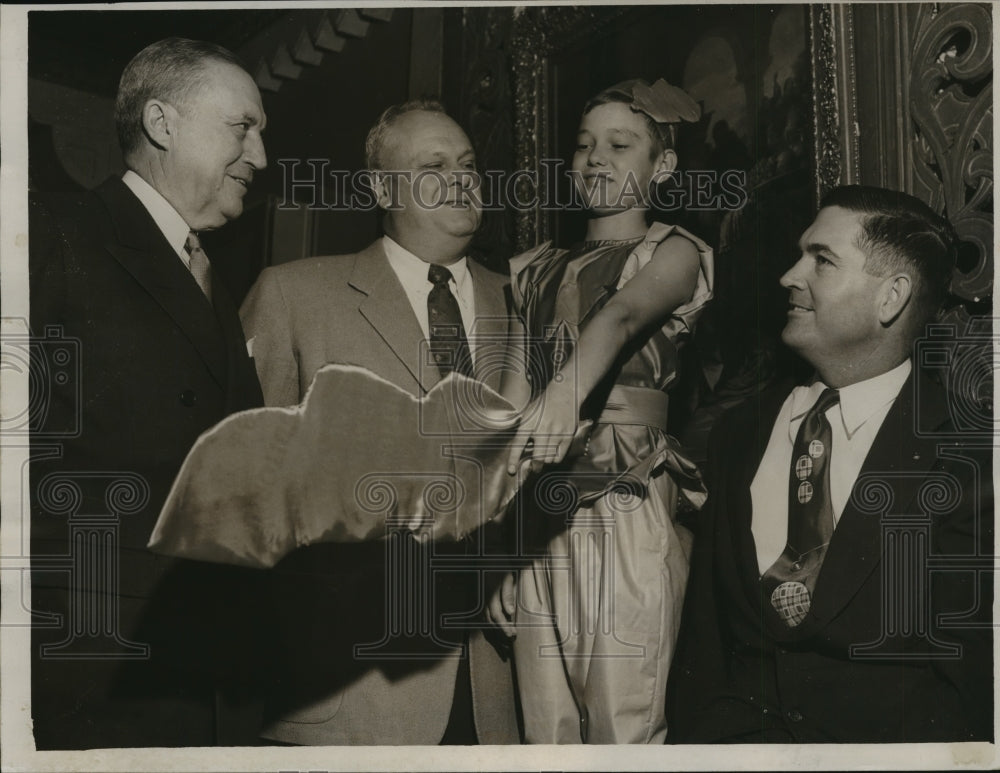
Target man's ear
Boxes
[141,99,174,151]
[652,149,678,183]
[878,273,914,326]
[369,170,394,211]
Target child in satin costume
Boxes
[488,79,714,743]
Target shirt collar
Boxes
[382,235,469,290]
[789,359,912,440]
[122,170,191,261]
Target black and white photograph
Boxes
[0,2,995,771]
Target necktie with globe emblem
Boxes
[762,387,841,627]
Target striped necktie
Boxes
[184,231,213,305]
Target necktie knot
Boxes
[428,264,455,288]
[185,231,202,255]
[813,387,840,416]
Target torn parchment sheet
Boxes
[148,364,523,568]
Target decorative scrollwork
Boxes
[532,471,581,517]
[422,476,465,513]
[35,472,149,516]
[910,3,993,302]
[36,474,83,516]
[603,474,647,515]
[104,473,149,516]
[850,477,894,515]
[916,472,962,516]
[354,476,398,515]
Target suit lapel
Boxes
[806,370,948,628]
[97,178,228,389]
[349,241,439,394]
[469,262,508,393]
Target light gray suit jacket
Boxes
[240,239,519,745]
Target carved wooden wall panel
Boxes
[852,3,992,304]
[850,2,992,419]
[909,3,992,302]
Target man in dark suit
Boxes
[240,100,520,745]
[29,37,267,748]
[667,185,993,743]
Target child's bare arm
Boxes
[498,313,532,412]
[507,236,700,470]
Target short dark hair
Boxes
[114,37,248,159]
[820,185,958,324]
[364,99,448,170]
[583,86,673,157]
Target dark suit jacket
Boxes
[667,369,993,743]
[239,241,521,745]
[29,177,264,748]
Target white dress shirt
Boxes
[122,170,193,269]
[382,235,477,362]
[750,359,912,573]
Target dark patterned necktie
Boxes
[427,263,473,378]
[762,387,841,627]
[184,232,213,305]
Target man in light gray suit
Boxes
[240,100,519,745]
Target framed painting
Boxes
[509,4,859,401]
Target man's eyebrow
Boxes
[799,241,839,258]
[416,148,476,160]
[231,112,261,126]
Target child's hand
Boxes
[507,380,578,473]
[484,571,517,638]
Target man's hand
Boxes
[484,571,517,638]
